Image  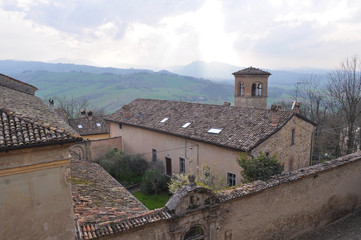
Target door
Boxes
[165,157,172,176]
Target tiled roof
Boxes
[233,67,271,76]
[0,109,81,151]
[0,73,38,95]
[78,208,172,239]
[0,78,77,135]
[69,116,109,136]
[106,99,297,151]
[71,159,148,225]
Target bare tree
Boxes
[327,56,361,154]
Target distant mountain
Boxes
[0,60,152,75]
[167,60,330,86]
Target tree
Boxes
[327,56,361,154]
[141,169,167,195]
[236,152,283,183]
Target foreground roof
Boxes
[233,66,271,76]
[106,99,299,151]
[0,109,81,151]
[69,116,109,136]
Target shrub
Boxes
[141,169,167,195]
[236,152,283,183]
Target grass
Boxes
[133,191,171,210]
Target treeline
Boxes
[297,56,361,160]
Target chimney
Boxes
[49,99,54,111]
[291,101,301,114]
[80,109,86,118]
[87,111,93,121]
[271,104,282,125]
[223,102,231,106]
[123,104,131,119]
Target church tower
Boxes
[233,67,271,109]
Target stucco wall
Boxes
[109,122,122,138]
[252,115,315,171]
[89,136,122,160]
[0,145,75,240]
[122,125,243,185]
[82,133,110,140]
[102,153,361,240]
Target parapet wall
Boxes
[80,152,361,240]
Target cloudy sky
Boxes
[1,0,360,70]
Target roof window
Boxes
[182,122,191,128]
[160,117,168,123]
[78,124,83,129]
[207,128,222,134]
[96,123,101,127]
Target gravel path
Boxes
[297,208,361,240]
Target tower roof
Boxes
[233,67,271,76]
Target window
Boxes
[119,123,122,129]
[227,173,236,187]
[184,226,204,240]
[179,158,185,174]
[182,122,192,128]
[78,124,83,128]
[96,123,101,127]
[166,157,172,176]
[257,83,262,96]
[207,128,222,134]
[160,117,168,123]
[152,149,157,162]
[291,129,295,146]
[240,83,245,96]
[252,83,257,96]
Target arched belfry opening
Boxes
[184,226,204,240]
[233,67,271,109]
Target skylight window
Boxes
[78,124,83,129]
[160,117,168,123]
[207,128,222,134]
[96,123,101,127]
[182,122,191,128]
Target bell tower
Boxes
[233,67,271,109]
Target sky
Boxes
[1,0,361,70]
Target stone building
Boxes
[0,73,82,239]
[233,67,270,109]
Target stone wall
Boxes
[98,152,361,240]
[252,115,315,171]
[69,136,122,161]
[234,75,269,108]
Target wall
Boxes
[103,152,361,240]
[0,145,75,240]
[82,133,110,141]
[109,122,122,138]
[122,125,242,185]
[252,115,315,171]
[69,136,122,161]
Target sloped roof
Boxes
[68,116,109,136]
[0,109,81,151]
[233,67,271,76]
[106,99,302,151]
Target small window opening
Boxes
[240,83,245,96]
[152,149,157,162]
[182,122,192,128]
[119,123,122,129]
[179,158,185,174]
[207,128,222,134]
[227,173,236,187]
[291,129,295,146]
[160,117,168,123]
[78,124,83,128]
[252,83,257,96]
[184,226,204,240]
[257,83,262,96]
[96,123,101,127]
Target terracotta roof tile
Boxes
[0,109,81,151]
[68,116,109,136]
[233,66,271,75]
[106,99,295,151]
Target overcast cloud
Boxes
[0,0,360,69]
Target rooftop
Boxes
[0,109,81,151]
[70,159,148,225]
[105,99,309,151]
[69,116,109,136]
[233,66,271,76]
